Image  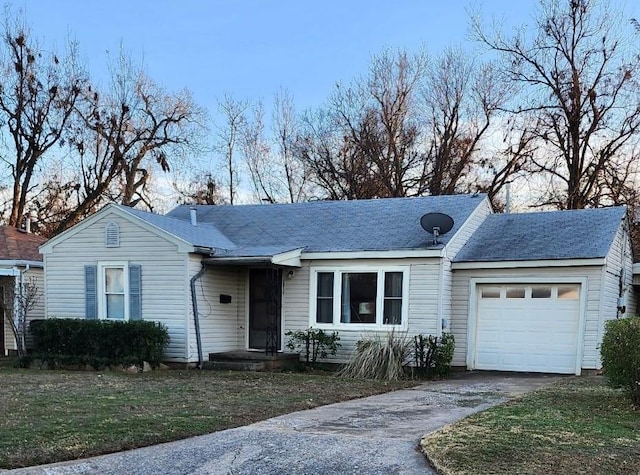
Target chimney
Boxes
[190,207,197,227]
[25,212,32,233]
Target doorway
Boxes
[248,268,282,353]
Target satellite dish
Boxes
[420,213,454,245]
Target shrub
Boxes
[285,328,341,364]
[338,331,412,381]
[601,316,640,406]
[29,318,170,369]
[414,333,455,377]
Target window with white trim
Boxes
[98,262,129,320]
[311,267,409,328]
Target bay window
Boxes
[312,267,408,328]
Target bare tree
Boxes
[174,171,223,205]
[45,50,205,234]
[1,276,40,357]
[241,101,275,202]
[272,89,309,202]
[298,49,428,199]
[0,11,84,228]
[421,49,509,197]
[215,94,248,204]
[473,0,640,209]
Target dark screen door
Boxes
[248,268,282,351]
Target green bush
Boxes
[414,333,455,377]
[29,318,170,369]
[601,316,640,406]
[338,331,412,381]
[285,328,341,364]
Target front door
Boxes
[248,268,282,352]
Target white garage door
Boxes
[474,284,581,374]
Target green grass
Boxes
[0,366,414,469]
[421,376,640,475]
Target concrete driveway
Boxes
[7,373,559,475]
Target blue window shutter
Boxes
[85,265,97,319]
[129,264,142,320]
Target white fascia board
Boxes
[451,258,605,270]
[301,249,443,260]
[39,203,195,255]
[0,268,20,276]
[271,248,303,267]
[444,195,493,255]
[633,263,640,275]
[0,260,43,268]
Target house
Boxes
[0,225,46,355]
[38,194,635,375]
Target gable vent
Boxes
[105,221,120,248]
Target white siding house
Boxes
[0,226,46,355]
[39,195,633,374]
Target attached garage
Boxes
[450,206,634,375]
[472,283,583,374]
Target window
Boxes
[384,272,403,324]
[104,266,125,319]
[481,287,501,299]
[313,267,407,327]
[316,272,334,323]
[505,287,525,298]
[531,286,552,298]
[558,286,579,300]
[85,262,142,321]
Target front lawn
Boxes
[421,376,640,475]
[0,366,414,469]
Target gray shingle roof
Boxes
[163,194,487,256]
[453,206,626,262]
[117,206,237,250]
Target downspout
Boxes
[438,246,447,336]
[190,262,207,369]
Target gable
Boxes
[40,204,196,255]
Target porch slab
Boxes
[207,351,300,371]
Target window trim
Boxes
[97,261,130,321]
[309,266,410,330]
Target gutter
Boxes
[190,261,208,369]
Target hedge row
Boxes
[29,319,170,369]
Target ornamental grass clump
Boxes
[339,331,412,381]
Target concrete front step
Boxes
[207,351,300,371]
[203,360,266,371]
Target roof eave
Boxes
[451,257,606,270]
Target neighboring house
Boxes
[0,225,46,355]
[39,194,635,375]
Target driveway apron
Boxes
[6,373,558,475]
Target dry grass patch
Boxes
[0,366,414,469]
[421,376,640,475]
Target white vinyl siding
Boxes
[599,223,635,365]
[451,266,602,370]
[281,258,441,363]
[43,211,189,362]
[186,256,246,362]
[439,197,492,332]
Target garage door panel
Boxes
[475,284,580,374]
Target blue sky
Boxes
[16,0,544,113]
